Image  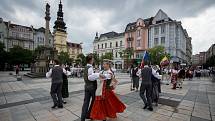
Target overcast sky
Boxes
[0,0,215,54]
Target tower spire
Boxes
[53,0,66,32]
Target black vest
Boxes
[83,65,97,90]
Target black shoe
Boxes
[148,107,153,111]
[51,104,57,109]
[58,105,63,108]
[143,105,148,109]
[63,101,67,104]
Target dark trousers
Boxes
[81,89,96,121]
[132,76,139,89]
[140,84,152,108]
[50,83,63,106]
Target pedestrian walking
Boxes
[131,64,140,91]
[90,59,126,120]
[81,54,99,121]
[46,59,68,109]
[140,63,153,111]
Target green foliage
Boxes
[148,45,170,65]
[92,52,100,66]
[77,53,86,66]
[8,46,33,65]
[100,52,113,60]
[58,51,71,64]
[0,42,7,70]
[119,48,134,69]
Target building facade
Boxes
[67,42,82,59]
[206,44,215,60]
[148,9,191,64]
[0,18,34,51]
[184,29,192,65]
[93,31,125,70]
[125,18,152,60]
[33,27,53,49]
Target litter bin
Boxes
[17,75,22,81]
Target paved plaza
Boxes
[0,72,215,121]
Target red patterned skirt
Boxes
[90,89,126,120]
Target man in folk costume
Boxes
[81,54,101,121]
[131,63,141,91]
[46,59,69,109]
[140,61,153,111]
[90,59,126,121]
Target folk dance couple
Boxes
[46,60,70,109]
[81,55,126,121]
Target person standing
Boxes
[177,67,185,88]
[46,59,67,108]
[140,63,153,111]
[171,66,178,89]
[90,59,126,120]
[131,64,140,91]
[81,54,99,121]
[61,65,71,104]
[15,65,20,75]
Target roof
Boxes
[67,42,82,49]
[3,21,33,31]
[99,31,124,38]
[125,17,154,32]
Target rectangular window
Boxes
[161,25,165,34]
[102,44,103,49]
[128,41,132,48]
[136,39,141,47]
[154,38,159,45]
[116,42,118,47]
[120,41,122,46]
[154,27,159,35]
[161,37,165,45]
[98,44,99,49]
[110,42,112,48]
[105,43,107,48]
[137,30,141,37]
[128,33,132,37]
[115,52,118,58]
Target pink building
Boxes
[125,18,153,60]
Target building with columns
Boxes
[148,9,191,64]
[93,31,125,70]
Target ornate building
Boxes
[125,18,153,60]
[93,31,125,70]
[0,18,34,51]
[148,9,192,64]
[53,0,68,53]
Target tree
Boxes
[119,48,134,69]
[205,55,215,67]
[77,53,86,66]
[92,52,100,66]
[58,51,71,64]
[100,52,113,60]
[0,42,7,70]
[8,46,33,65]
[148,45,170,65]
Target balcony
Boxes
[127,37,133,41]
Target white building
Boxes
[148,9,191,64]
[33,27,53,49]
[93,31,125,70]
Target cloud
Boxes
[0,0,215,54]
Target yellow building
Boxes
[53,0,82,59]
[53,0,68,53]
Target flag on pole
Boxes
[160,56,169,66]
[140,51,149,68]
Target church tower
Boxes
[53,0,68,53]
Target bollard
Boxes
[17,75,22,81]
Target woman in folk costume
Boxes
[90,59,126,120]
[171,66,178,89]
